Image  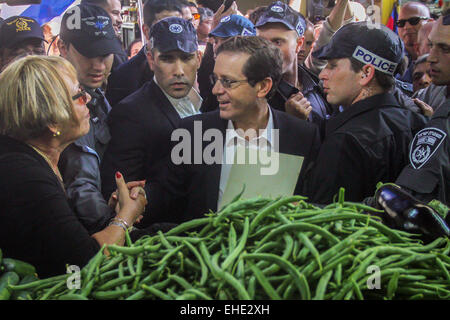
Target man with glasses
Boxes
[0,16,46,71]
[57,4,125,235]
[396,1,432,84]
[101,17,202,200]
[137,36,321,226]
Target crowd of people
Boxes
[0,0,448,277]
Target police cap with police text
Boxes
[0,16,45,49]
[255,1,306,37]
[209,14,256,38]
[313,21,404,76]
[149,17,198,53]
[60,4,122,58]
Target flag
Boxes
[1,0,77,26]
[386,2,398,34]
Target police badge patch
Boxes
[409,127,447,169]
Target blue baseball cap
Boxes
[209,14,256,38]
[255,1,306,37]
[313,22,404,76]
[149,17,198,53]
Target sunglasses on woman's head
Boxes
[396,16,428,28]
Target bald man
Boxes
[396,2,432,84]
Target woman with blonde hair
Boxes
[0,55,147,278]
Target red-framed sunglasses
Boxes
[72,87,89,104]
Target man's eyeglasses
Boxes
[211,75,248,89]
[396,16,428,28]
[72,87,89,105]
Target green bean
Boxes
[222,217,249,271]
[387,271,400,299]
[313,270,333,300]
[248,261,281,300]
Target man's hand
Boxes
[108,180,146,209]
[212,1,238,29]
[285,92,313,120]
[413,98,434,117]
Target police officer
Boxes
[0,16,46,71]
[255,1,331,130]
[396,15,450,208]
[57,4,125,234]
[198,14,257,112]
[305,21,427,204]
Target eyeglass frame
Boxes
[396,16,428,28]
[211,74,249,89]
[72,87,89,104]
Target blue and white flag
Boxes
[1,0,78,26]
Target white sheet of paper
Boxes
[219,146,304,210]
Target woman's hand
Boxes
[108,179,146,210]
[114,172,147,225]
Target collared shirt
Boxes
[217,106,274,209]
[154,76,203,118]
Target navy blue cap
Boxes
[255,1,306,37]
[209,14,256,38]
[313,22,404,76]
[60,4,122,58]
[149,17,198,53]
[0,16,45,49]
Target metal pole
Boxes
[137,0,145,44]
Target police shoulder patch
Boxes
[409,127,447,169]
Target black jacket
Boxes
[105,47,154,107]
[141,108,321,225]
[0,136,100,278]
[306,93,428,204]
[396,101,449,205]
[269,64,331,136]
[101,80,183,200]
[58,88,114,235]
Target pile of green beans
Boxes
[7,192,450,300]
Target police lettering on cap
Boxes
[60,4,122,58]
[255,1,306,37]
[0,16,45,49]
[209,14,256,38]
[149,17,198,54]
[313,21,404,76]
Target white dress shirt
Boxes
[218,107,274,209]
[154,76,202,118]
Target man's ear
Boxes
[256,77,273,99]
[142,24,151,41]
[57,38,68,58]
[359,64,376,86]
[146,45,155,71]
[295,35,304,54]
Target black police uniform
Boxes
[396,101,450,205]
[306,93,427,204]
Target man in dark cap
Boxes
[101,16,202,200]
[0,16,46,70]
[256,1,331,129]
[198,14,257,112]
[105,0,190,106]
[305,21,427,204]
[57,3,124,235]
[396,14,450,207]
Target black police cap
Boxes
[0,16,45,49]
[149,17,198,54]
[313,21,404,76]
[255,1,306,37]
[60,3,122,58]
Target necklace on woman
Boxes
[28,144,65,192]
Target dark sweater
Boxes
[0,135,100,278]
